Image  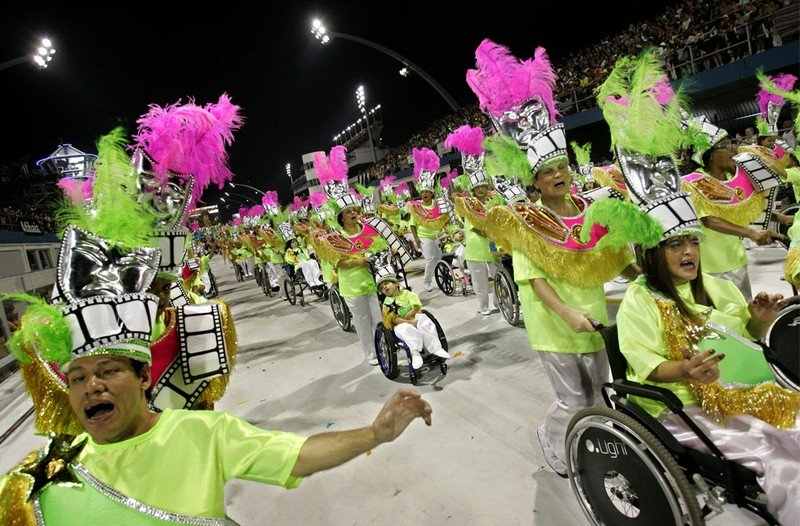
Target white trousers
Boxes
[709,265,751,301]
[267,263,283,288]
[420,237,441,287]
[661,408,799,525]
[344,295,382,361]
[468,260,495,312]
[393,314,443,354]
[299,259,324,287]
[537,349,610,463]
[241,258,253,276]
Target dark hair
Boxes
[130,359,153,401]
[642,242,714,322]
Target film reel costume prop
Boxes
[409,147,451,291]
[309,146,411,363]
[467,39,635,475]
[446,125,497,314]
[588,58,800,525]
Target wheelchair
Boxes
[329,283,354,332]
[204,269,219,299]
[283,264,328,307]
[494,255,521,326]
[564,323,797,526]
[434,252,473,297]
[374,309,448,385]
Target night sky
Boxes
[1,1,672,214]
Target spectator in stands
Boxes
[782,119,798,149]
[4,303,19,333]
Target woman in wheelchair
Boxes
[616,234,800,524]
[285,238,326,292]
[377,274,451,370]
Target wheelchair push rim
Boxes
[434,260,456,296]
[494,267,520,326]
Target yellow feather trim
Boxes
[655,298,800,429]
[786,247,800,289]
[591,167,629,199]
[0,450,39,526]
[17,342,82,436]
[195,298,238,408]
[453,195,487,231]
[682,180,766,226]
[377,204,401,218]
[484,205,630,288]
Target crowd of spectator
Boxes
[0,205,57,234]
[356,0,797,183]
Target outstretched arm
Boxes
[290,388,432,478]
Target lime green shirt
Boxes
[38,409,306,522]
[695,170,748,274]
[269,248,285,265]
[513,248,606,353]
[786,166,800,202]
[383,289,422,317]
[617,275,752,418]
[411,203,440,238]
[463,217,493,262]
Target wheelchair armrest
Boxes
[607,379,684,413]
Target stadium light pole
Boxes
[223,191,257,204]
[229,182,266,196]
[0,37,56,72]
[220,196,249,207]
[356,85,378,163]
[311,19,460,112]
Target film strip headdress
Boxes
[412,147,440,194]
[445,125,488,190]
[755,72,797,138]
[315,145,360,216]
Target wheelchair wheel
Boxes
[206,271,219,298]
[284,279,297,305]
[329,285,353,332]
[494,266,520,326]
[375,323,400,379]
[566,406,703,526]
[435,260,456,295]
[261,272,273,297]
[253,265,263,287]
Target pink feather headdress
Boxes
[248,205,265,217]
[466,40,558,121]
[445,125,485,156]
[412,147,440,182]
[231,216,243,227]
[378,175,396,191]
[57,177,93,206]
[395,182,410,195]
[313,145,349,185]
[133,93,244,204]
[758,73,797,117]
[309,192,329,209]
[291,196,307,212]
[262,191,279,208]
[440,169,458,189]
[188,221,199,232]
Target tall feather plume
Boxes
[56,177,93,206]
[756,71,800,133]
[483,134,534,185]
[238,207,248,218]
[756,71,797,117]
[309,192,329,209]
[395,182,410,195]
[133,94,243,204]
[596,50,687,156]
[262,191,279,208]
[440,169,458,189]
[248,205,265,217]
[570,141,592,167]
[466,40,558,121]
[378,175,396,191]
[453,173,472,191]
[580,199,664,250]
[412,147,441,181]
[290,196,307,212]
[354,183,375,196]
[445,125,485,156]
[314,146,349,185]
[57,128,156,249]
[2,293,72,365]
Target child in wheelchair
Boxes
[376,269,450,370]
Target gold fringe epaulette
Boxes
[17,342,82,436]
[786,247,800,289]
[682,180,765,227]
[738,144,789,176]
[0,450,39,526]
[484,205,630,288]
[377,204,401,219]
[196,298,239,408]
[308,234,364,266]
[591,167,629,199]
[655,298,800,429]
[453,195,488,232]
[408,205,450,231]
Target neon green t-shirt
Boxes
[37,409,306,522]
[383,289,422,318]
[463,217,493,262]
[617,275,752,418]
[411,203,441,239]
[513,248,607,354]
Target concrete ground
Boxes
[0,243,793,525]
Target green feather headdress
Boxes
[56,128,156,250]
[570,141,592,167]
[354,183,375,197]
[2,293,72,365]
[579,199,665,250]
[483,135,533,185]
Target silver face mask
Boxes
[58,227,161,302]
[132,150,193,229]
[616,147,681,204]
[492,96,551,148]
[324,180,349,200]
[766,101,781,135]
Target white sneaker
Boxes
[478,309,492,315]
[367,358,379,366]
[410,351,424,370]
[431,348,451,360]
[424,283,433,292]
[537,425,567,478]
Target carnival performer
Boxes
[588,110,800,524]
[447,125,497,315]
[468,39,638,476]
[374,254,451,370]
[409,148,450,292]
